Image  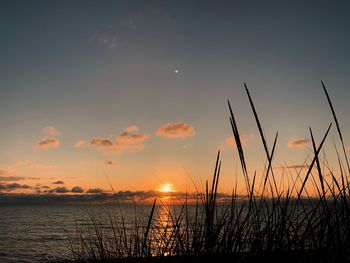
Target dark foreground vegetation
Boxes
[63,82,350,262]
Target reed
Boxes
[67,83,350,263]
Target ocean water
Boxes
[0,201,317,262]
[0,204,158,263]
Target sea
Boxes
[0,204,160,263]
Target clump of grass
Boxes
[67,82,350,263]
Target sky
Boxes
[1,0,350,198]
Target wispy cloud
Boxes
[275,164,309,171]
[98,34,118,48]
[288,138,309,148]
[126,125,139,132]
[87,188,106,194]
[0,169,39,182]
[116,132,148,144]
[88,126,149,154]
[74,140,88,148]
[71,186,84,193]
[91,138,114,147]
[0,169,10,175]
[35,138,60,149]
[43,126,60,137]
[43,186,85,194]
[156,122,195,139]
[34,126,60,149]
[0,183,31,191]
[10,161,57,169]
[182,144,192,149]
[105,160,117,166]
[92,24,119,48]
[52,180,64,185]
[0,190,230,204]
[0,175,26,182]
[220,134,254,151]
[35,126,61,149]
[49,186,69,193]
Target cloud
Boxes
[0,170,8,175]
[155,122,195,138]
[0,169,40,182]
[99,34,118,48]
[0,183,31,191]
[220,134,254,151]
[35,126,60,149]
[116,132,148,144]
[71,186,84,193]
[275,164,309,171]
[182,144,192,149]
[35,138,60,149]
[0,190,231,205]
[91,138,114,147]
[288,139,309,148]
[50,187,69,193]
[52,180,64,185]
[0,176,26,182]
[126,125,139,132]
[89,127,149,154]
[105,160,117,166]
[74,140,88,148]
[11,161,57,169]
[43,126,60,137]
[87,188,105,194]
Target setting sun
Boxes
[159,183,175,193]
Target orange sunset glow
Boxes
[158,183,175,193]
[2,1,350,262]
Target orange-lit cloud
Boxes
[49,186,69,193]
[116,132,148,144]
[87,127,149,154]
[275,164,309,171]
[288,139,309,148]
[126,125,139,132]
[52,180,64,185]
[156,122,195,138]
[34,126,61,149]
[0,169,10,175]
[0,175,26,182]
[220,134,253,151]
[43,126,60,137]
[105,160,117,166]
[182,144,192,149]
[10,161,57,169]
[71,186,84,193]
[87,188,105,194]
[35,138,60,149]
[0,183,31,191]
[90,136,146,153]
[0,168,39,182]
[74,140,88,148]
[91,138,114,147]
[42,186,86,194]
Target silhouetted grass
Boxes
[65,83,350,263]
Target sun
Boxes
[159,183,175,193]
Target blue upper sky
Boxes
[1,0,350,193]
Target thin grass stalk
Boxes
[322,81,350,175]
